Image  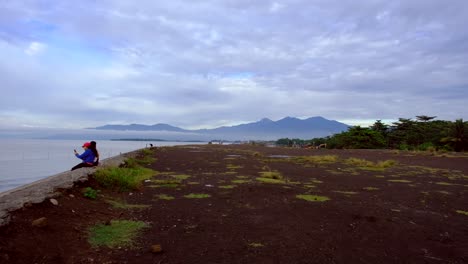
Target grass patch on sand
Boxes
[184,193,211,199]
[232,179,251,184]
[154,194,175,200]
[219,185,236,189]
[187,181,200,185]
[88,220,149,248]
[227,164,243,170]
[344,158,397,171]
[259,171,283,179]
[248,242,264,247]
[388,179,412,183]
[296,194,330,202]
[149,179,182,188]
[94,166,155,192]
[256,177,286,184]
[333,191,359,195]
[435,182,458,186]
[106,199,150,209]
[455,210,468,216]
[292,155,338,164]
[363,187,380,191]
[257,171,286,184]
[172,174,191,180]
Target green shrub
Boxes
[83,187,99,199]
[418,142,435,151]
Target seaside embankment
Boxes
[0,149,140,226]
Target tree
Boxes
[416,115,437,122]
[443,119,467,152]
[327,126,386,149]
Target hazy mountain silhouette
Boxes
[93,116,349,140]
[94,123,187,132]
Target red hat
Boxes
[82,142,91,148]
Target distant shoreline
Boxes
[110,138,207,143]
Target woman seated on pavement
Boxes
[71,142,98,171]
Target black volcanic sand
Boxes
[1,145,468,263]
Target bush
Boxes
[83,187,99,199]
[418,142,435,151]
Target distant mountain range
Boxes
[92,116,350,140]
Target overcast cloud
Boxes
[1,0,467,129]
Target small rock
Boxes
[151,244,163,254]
[32,217,47,227]
[50,199,59,206]
[23,202,33,208]
[69,194,75,198]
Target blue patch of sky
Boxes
[225,72,254,79]
[22,19,113,68]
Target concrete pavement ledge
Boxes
[0,149,141,226]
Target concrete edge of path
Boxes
[0,149,141,226]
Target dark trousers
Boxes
[71,162,94,171]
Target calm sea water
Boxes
[0,139,201,193]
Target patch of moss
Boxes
[296,194,330,202]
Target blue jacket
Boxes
[75,149,96,164]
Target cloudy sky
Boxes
[1,0,467,130]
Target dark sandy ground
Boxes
[1,144,467,264]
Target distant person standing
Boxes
[71,142,98,171]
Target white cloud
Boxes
[269,2,285,13]
[24,41,46,56]
[0,0,467,130]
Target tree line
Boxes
[276,116,468,152]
